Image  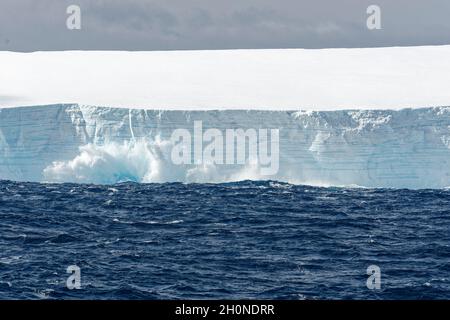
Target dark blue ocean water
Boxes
[0,180,449,300]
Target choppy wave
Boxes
[1,180,450,299]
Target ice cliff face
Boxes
[1,104,450,188]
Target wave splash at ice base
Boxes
[43,139,168,184]
[43,139,268,184]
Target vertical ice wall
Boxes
[1,104,450,188]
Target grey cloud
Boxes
[0,0,449,51]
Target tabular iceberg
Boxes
[1,104,449,188]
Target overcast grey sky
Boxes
[1,0,450,51]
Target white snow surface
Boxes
[2,45,450,110]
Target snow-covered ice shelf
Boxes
[1,46,450,187]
